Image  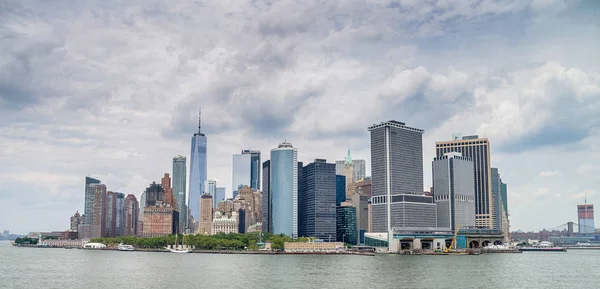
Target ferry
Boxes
[117,243,135,251]
[519,241,566,252]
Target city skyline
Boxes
[1,1,600,234]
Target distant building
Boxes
[70,211,82,232]
[144,182,165,207]
[212,211,238,235]
[162,173,175,208]
[262,160,271,234]
[173,155,187,233]
[368,120,425,234]
[336,203,357,245]
[578,203,595,234]
[235,185,262,232]
[198,194,213,235]
[436,135,493,229]
[142,201,178,238]
[115,193,125,236]
[354,178,372,198]
[432,152,476,232]
[270,142,299,238]
[284,241,344,252]
[105,191,118,237]
[343,150,355,197]
[336,159,366,182]
[81,177,101,239]
[124,194,139,236]
[206,179,217,199]
[299,159,336,240]
[232,153,251,199]
[350,193,369,244]
[215,187,226,208]
[189,109,207,224]
[217,199,234,217]
[244,150,261,190]
[336,175,346,206]
[91,184,107,239]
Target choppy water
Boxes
[1,241,599,289]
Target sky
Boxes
[1,0,599,234]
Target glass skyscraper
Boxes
[232,153,251,199]
[298,159,336,239]
[173,155,187,233]
[189,110,207,223]
[270,142,298,238]
[206,179,217,206]
[244,150,261,190]
[262,160,271,233]
[215,187,226,208]
[335,175,346,206]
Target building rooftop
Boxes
[368,120,424,134]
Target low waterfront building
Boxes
[284,241,344,252]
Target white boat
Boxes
[167,235,191,253]
[117,243,135,251]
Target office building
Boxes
[270,142,299,238]
[336,175,346,206]
[368,120,426,234]
[115,193,125,236]
[124,194,139,236]
[491,168,505,232]
[578,203,595,234]
[501,182,508,219]
[435,135,493,228]
[143,201,178,237]
[162,173,175,208]
[336,159,366,182]
[232,150,261,198]
[206,179,217,197]
[244,150,261,190]
[144,182,165,207]
[432,153,476,231]
[336,203,357,245]
[299,159,336,239]
[189,108,208,223]
[350,193,369,244]
[262,160,271,233]
[91,184,107,239]
[198,194,213,235]
[105,191,117,237]
[81,177,101,239]
[173,155,187,233]
[212,211,238,235]
[70,211,82,232]
[215,187,225,208]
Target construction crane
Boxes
[444,225,461,253]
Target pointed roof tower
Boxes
[345,149,353,165]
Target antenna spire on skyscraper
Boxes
[198,107,202,133]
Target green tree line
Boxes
[89,232,312,250]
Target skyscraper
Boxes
[82,177,101,239]
[189,108,207,223]
[198,194,213,235]
[262,160,271,233]
[491,168,504,231]
[124,194,139,236]
[336,203,357,245]
[432,153,476,232]
[368,120,429,234]
[578,200,595,234]
[172,155,187,233]
[232,153,251,198]
[343,149,354,197]
[206,179,217,197]
[436,135,493,228]
[106,191,117,237]
[91,184,107,239]
[115,193,125,236]
[270,142,299,238]
[350,193,369,244]
[336,159,366,182]
[144,182,164,207]
[298,159,336,239]
[162,173,175,208]
[244,150,261,190]
[336,175,346,206]
[215,187,225,208]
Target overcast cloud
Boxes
[1,0,599,234]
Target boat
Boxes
[519,241,566,252]
[482,243,521,253]
[167,234,191,253]
[117,243,135,251]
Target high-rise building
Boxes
[298,159,336,240]
[144,182,164,207]
[336,175,346,206]
[336,159,366,182]
[162,173,175,208]
[270,142,299,238]
[354,177,372,197]
[432,152,476,232]
[336,202,357,245]
[143,201,178,237]
[501,182,508,218]
[189,108,207,224]
[235,185,262,232]
[435,135,493,228]
[115,193,125,236]
[232,150,260,198]
[215,187,225,208]
[491,168,504,231]
[206,179,217,198]
[105,191,117,237]
[198,194,213,235]
[70,211,82,232]
[368,120,427,234]
[262,160,271,233]
[124,194,139,236]
[91,184,107,239]
[578,202,595,234]
[81,177,101,239]
[343,149,355,197]
[350,193,369,244]
[173,155,187,233]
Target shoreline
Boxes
[11,244,375,256]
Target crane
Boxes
[444,225,461,253]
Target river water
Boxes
[1,241,599,289]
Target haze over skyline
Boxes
[1,0,600,234]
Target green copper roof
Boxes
[345,149,353,165]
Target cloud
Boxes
[577,163,600,174]
[0,0,599,233]
[539,170,561,177]
[535,188,549,197]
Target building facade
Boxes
[491,168,505,232]
[91,184,107,239]
[212,211,238,235]
[578,204,595,234]
[189,109,207,224]
[336,203,357,245]
[435,135,493,228]
[232,153,252,199]
[161,173,175,208]
[142,202,178,238]
[336,159,366,182]
[262,160,271,234]
[336,175,346,206]
[215,187,225,207]
[173,155,187,233]
[70,211,82,232]
[124,194,139,236]
[368,120,425,234]
[350,193,369,244]
[198,194,213,235]
[343,150,355,197]
[432,153,476,232]
[270,142,299,238]
[206,179,217,198]
[299,159,336,239]
[354,177,372,197]
[81,177,101,239]
[244,150,261,190]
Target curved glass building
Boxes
[270,142,298,238]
